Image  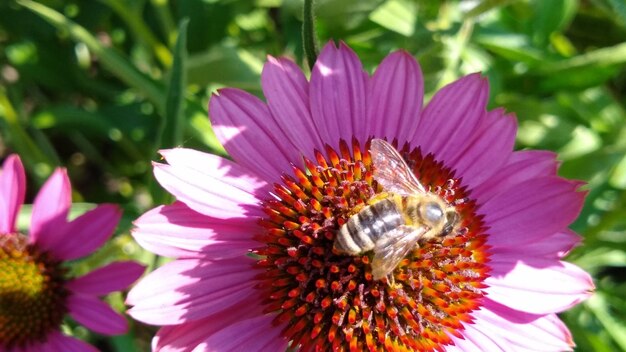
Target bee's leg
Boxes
[386,273,396,287]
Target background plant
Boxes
[1,0,625,351]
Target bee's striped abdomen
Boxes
[335,198,404,254]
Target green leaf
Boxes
[369,0,417,37]
[187,44,263,93]
[531,0,578,46]
[17,0,165,112]
[586,293,626,351]
[159,19,189,150]
[536,41,626,74]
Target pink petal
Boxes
[481,177,585,248]
[152,301,265,352]
[310,41,368,149]
[448,108,517,190]
[191,315,287,352]
[29,168,71,246]
[473,298,575,351]
[473,150,558,204]
[412,73,489,164]
[67,261,145,295]
[160,148,267,193]
[126,258,257,325]
[41,204,121,261]
[491,229,581,259]
[208,88,301,183]
[366,51,424,143]
[486,257,594,314]
[132,202,258,259]
[41,331,99,352]
[449,323,509,352]
[68,293,128,335]
[261,56,323,160]
[0,155,26,234]
[153,162,262,220]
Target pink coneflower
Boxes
[0,155,144,352]
[127,41,594,351]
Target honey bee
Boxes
[334,139,459,282]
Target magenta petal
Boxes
[191,315,287,352]
[127,258,257,325]
[486,257,594,314]
[68,293,128,335]
[491,229,581,259]
[132,202,257,259]
[310,41,368,149]
[43,331,99,352]
[412,73,489,163]
[209,88,301,183]
[42,204,121,261]
[448,109,517,190]
[366,51,424,143]
[67,261,145,295]
[29,168,71,246]
[0,155,26,234]
[153,162,262,220]
[261,56,322,160]
[152,301,264,352]
[482,177,584,248]
[473,149,558,203]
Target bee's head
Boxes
[421,201,445,227]
[420,200,459,238]
[441,208,459,235]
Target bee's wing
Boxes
[371,225,426,281]
[370,139,426,195]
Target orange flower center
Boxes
[254,138,490,351]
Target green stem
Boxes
[302,0,318,70]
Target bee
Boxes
[333,139,459,282]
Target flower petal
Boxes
[153,162,262,219]
[412,73,489,164]
[310,41,368,149]
[160,148,268,193]
[473,150,558,203]
[366,51,424,143]
[481,177,585,248]
[447,108,517,190]
[68,293,128,335]
[132,202,258,259]
[29,168,71,246]
[491,229,581,259]
[127,258,257,325]
[152,301,265,352]
[209,88,301,183]
[67,261,145,295]
[261,56,322,160]
[473,298,575,351]
[43,331,99,352]
[191,315,287,352]
[449,323,508,352]
[42,204,121,261]
[486,257,594,314]
[0,155,26,234]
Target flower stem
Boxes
[303,0,318,69]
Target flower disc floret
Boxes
[0,233,68,349]
[254,139,489,351]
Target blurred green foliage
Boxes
[1,0,626,350]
